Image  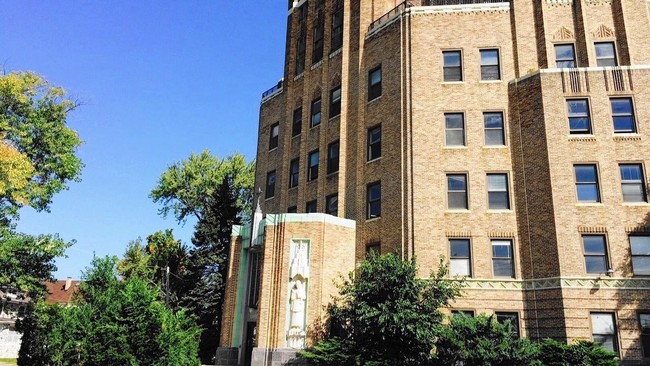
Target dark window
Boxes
[555,44,576,68]
[445,113,465,146]
[248,251,262,308]
[567,99,591,134]
[289,158,300,188]
[327,140,340,174]
[484,112,505,146]
[639,313,650,358]
[305,200,317,213]
[575,164,600,202]
[447,174,468,210]
[595,42,617,67]
[630,236,650,276]
[329,86,341,118]
[611,98,636,133]
[265,171,276,199]
[308,150,319,181]
[583,235,609,274]
[269,122,279,150]
[368,66,382,101]
[480,49,500,80]
[487,174,510,210]
[366,242,380,255]
[287,206,297,213]
[451,310,475,318]
[311,98,322,127]
[295,4,308,75]
[312,0,325,64]
[496,312,520,338]
[591,313,618,354]
[620,164,647,202]
[330,0,343,51]
[367,181,381,219]
[367,125,381,161]
[292,107,303,137]
[443,50,462,82]
[492,240,514,278]
[450,239,471,277]
[326,194,338,216]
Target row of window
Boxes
[286,193,339,217]
[574,163,647,203]
[450,311,520,338]
[445,112,506,147]
[567,97,637,134]
[450,238,515,278]
[294,0,343,76]
[554,42,618,68]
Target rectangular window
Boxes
[269,122,279,150]
[620,164,647,202]
[329,86,341,118]
[484,112,505,146]
[326,194,338,216]
[591,313,618,354]
[248,251,262,308]
[451,310,475,318]
[327,140,340,174]
[583,235,609,274]
[480,49,500,80]
[443,50,462,82]
[367,125,381,161]
[611,98,636,133]
[487,173,510,210]
[330,0,343,51]
[450,239,471,277]
[492,240,514,278]
[289,158,300,188]
[567,99,591,134]
[447,174,468,210]
[308,150,319,181]
[311,98,322,127]
[555,44,576,68]
[305,200,317,213]
[312,1,325,64]
[367,181,381,219]
[287,206,297,213]
[630,236,650,275]
[295,4,308,76]
[445,113,465,147]
[292,107,303,137]
[496,312,520,338]
[575,164,600,202]
[368,66,382,101]
[595,42,617,67]
[639,313,650,358]
[366,242,380,255]
[265,170,276,199]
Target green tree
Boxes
[302,253,461,366]
[0,71,83,226]
[536,338,619,366]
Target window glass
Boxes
[308,150,319,181]
[591,313,618,353]
[447,174,468,209]
[555,44,576,68]
[567,99,591,134]
[575,165,600,202]
[620,164,646,202]
[331,0,343,51]
[443,51,462,82]
[484,112,505,146]
[492,240,514,278]
[289,158,300,188]
[445,113,465,146]
[326,194,338,216]
[611,98,636,133]
[583,235,608,274]
[265,171,276,198]
[368,125,381,161]
[630,236,650,275]
[327,141,340,174]
[450,239,471,277]
[311,98,322,127]
[487,174,510,210]
[368,66,382,101]
[269,122,279,150]
[480,49,500,80]
[330,86,341,118]
[595,42,617,67]
[305,200,317,213]
[367,182,381,219]
[496,312,520,338]
[292,107,303,137]
[640,313,650,358]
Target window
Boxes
[368,66,382,101]
[366,242,380,255]
[312,0,325,64]
[484,112,505,146]
[330,0,343,51]
[445,113,465,146]
[451,310,475,318]
[492,240,514,278]
[330,86,341,118]
[443,50,462,82]
[326,194,338,216]
[287,206,297,213]
[575,165,600,202]
[595,42,617,67]
[292,107,302,137]
[555,44,576,68]
[289,158,300,188]
[611,98,636,133]
[480,49,500,80]
[591,313,618,354]
[269,122,279,150]
[295,4,308,75]
[367,181,381,219]
[639,313,650,358]
[308,150,319,181]
[496,312,520,338]
[450,239,471,277]
[305,200,317,213]
[620,164,647,202]
[487,173,510,210]
[265,171,276,199]
[583,235,609,274]
[630,236,650,275]
[367,125,381,161]
[567,99,591,134]
[447,174,468,210]
[248,252,262,308]
[327,140,340,174]
[311,98,322,127]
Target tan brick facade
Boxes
[220,1,650,365]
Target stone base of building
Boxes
[0,329,21,359]
[251,348,308,366]
[214,347,239,366]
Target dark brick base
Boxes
[215,347,239,366]
[251,348,308,366]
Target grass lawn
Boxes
[0,359,17,365]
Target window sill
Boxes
[482,145,508,149]
[326,171,339,178]
[265,196,275,201]
[479,80,503,84]
[294,72,304,81]
[307,179,318,185]
[568,135,596,142]
[576,202,604,207]
[486,209,512,213]
[368,95,382,104]
[365,216,381,223]
[622,202,650,206]
[329,48,342,59]
[613,134,641,141]
[443,146,468,150]
[442,81,464,85]
[309,124,321,130]
[288,186,298,191]
[329,114,341,121]
[291,134,301,140]
[367,157,381,164]
[268,147,278,153]
[311,60,323,70]
[445,209,471,213]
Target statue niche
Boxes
[287,240,309,349]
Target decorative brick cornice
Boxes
[577,226,608,233]
[446,231,472,238]
[613,135,642,142]
[487,231,515,238]
[626,225,650,233]
[545,0,572,5]
[456,277,650,291]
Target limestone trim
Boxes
[553,27,575,41]
[446,231,472,238]
[577,226,608,233]
[456,277,650,290]
[592,24,615,39]
[511,65,650,83]
[265,213,356,229]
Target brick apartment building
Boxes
[216,0,650,365]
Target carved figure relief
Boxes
[287,240,310,349]
[593,24,615,39]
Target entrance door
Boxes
[244,322,256,366]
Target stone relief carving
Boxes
[287,240,309,349]
[553,26,574,41]
[593,24,615,39]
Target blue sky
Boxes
[2,1,287,278]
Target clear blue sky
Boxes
[2,1,287,279]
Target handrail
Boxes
[261,79,284,100]
[368,1,414,33]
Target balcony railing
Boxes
[368,1,414,33]
[261,79,283,101]
[421,0,510,5]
